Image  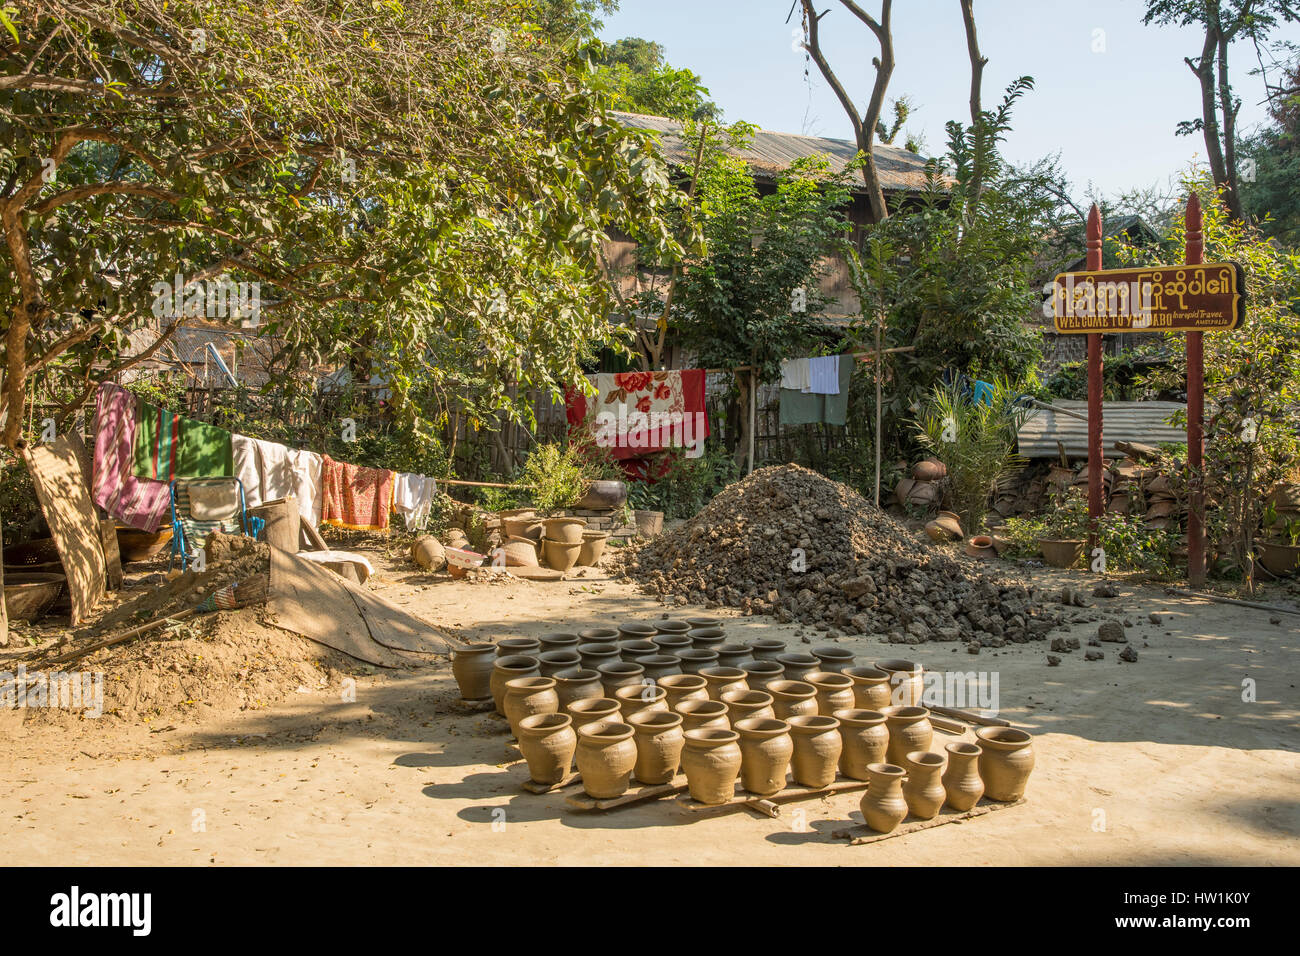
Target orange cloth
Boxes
[320,455,395,531]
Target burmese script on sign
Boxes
[1051,262,1244,334]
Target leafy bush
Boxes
[521,442,592,515]
[628,445,739,520]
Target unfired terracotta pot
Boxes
[882,705,934,765]
[687,627,726,649]
[681,728,743,805]
[675,698,730,732]
[566,696,621,732]
[579,628,619,643]
[749,639,786,662]
[860,763,908,833]
[614,682,669,723]
[721,689,775,726]
[832,708,890,781]
[516,712,577,785]
[742,660,784,690]
[700,666,748,701]
[617,621,659,642]
[638,655,682,682]
[942,741,985,811]
[806,671,855,716]
[676,649,720,675]
[768,679,818,719]
[541,537,582,571]
[628,710,685,785]
[538,632,580,653]
[579,643,621,670]
[975,726,1035,801]
[776,653,819,682]
[490,654,541,716]
[618,639,658,663]
[787,714,842,789]
[658,674,709,709]
[575,720,638,799]
[902,750,947,820]
[597,661,646,698]
[503,676,559,737]
[496,637,541,658]
[715,644,752,669]
[651,633,692,655]
[811,646,855,673]
[844,666,893,711]
[543,517,586,544]
[875,659,924,707]
[451,645,495,701]
[685,616,722,629]
[538,650,582,677]
[553,668,604,712]
[735,717,793,797]
[577,531,608,566]
[651,619,692,636]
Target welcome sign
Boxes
[1051,262,1245,334]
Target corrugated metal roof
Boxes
[1018,400,1186,459]
[613,111,939,194]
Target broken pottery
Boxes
[516,713,576,784]
[859,763,909,833]
[787,714,842,789]
[975,726,1035,801]
[628,710,685,785]
[832,708,889,780]
[942,741,985,811]
[735,717,793,797]
[681,728,743,805]
[882,705,934,765]
[575,720,638,799]
[902,750,947,820]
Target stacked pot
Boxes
[894,458,946,512]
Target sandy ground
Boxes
[2,552,1298,866]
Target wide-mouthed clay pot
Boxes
[975,726,1035,801]
[844,666,893,711]
[579,643,621,670]
[496,637,541,658]
[651,619,692,636]
[875,659,924,707]
[735,717,793,797]
[787,714,842,789]
[767,679,818,719]
[553,668,604,712]
[618,639,659,663]
[614,682,669,723]
[674,698,730,732]
[658,673,709,709]
[451,645,495,701]
[681,728,743,805]
[637,655,682,682]
[542,537,582,571]
[687,627,726,649]
[805,670,855,716]
[685,616,722,629]
[538,632,581,653]
[882,705,934,765]
[776,653,819,682]
[490,654,541,715]
[811,645,855,673]
[832,708,889,781]
[597,661,646,698]
[651,633,693,655]
[543,517,586,545]
[617,621,659,642]
[715,644,753,669]
[503,676,559,737]
[578,628,620,643]
[577,531,609,566]
[721,689,775,726]
[902,750,947,820]
[575,720,638,799]
[860,763,908,833]
[516,712,577,785]
[742,660,784,690]
[676,648,720,675]
[942,741,985,811]
[700,666,748,701]
[628,710,685,785]
[538,649,582,677]
[749,639,786,662]
[566,696,621,732]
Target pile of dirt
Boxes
[622,465,1058,645]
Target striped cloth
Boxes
[132,400,233,480]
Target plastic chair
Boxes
[169,477,265,570]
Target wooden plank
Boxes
[521,771,582,795]
[565,780,687,812]
[833,798,1027,845]
[929,705,1011,728]
[678,777,869,812]
[99,518,123,590]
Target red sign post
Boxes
[1185,194,1206,586]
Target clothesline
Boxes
[707,346,916,375]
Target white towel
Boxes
[807,355,841,395]
[232,434,322,526]
[780,357,811,391]
[393,472,438,528]
[288,448,323,527]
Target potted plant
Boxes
[627,480,664,538]
[521,443,592,565]
[1035,491,1091,568]
[1258,502,1300,577]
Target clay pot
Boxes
[410,535,446,571]
[882,705,934,765]
[638,655,682,681]
[715,644,752,669]
[700,667,748,701]
[912,458,947,481]
[902,750,947,820]
[741,660,784,690]
[776,653,819,682]
[681,728,743,805]
[577,531,609,566]
[553,668,604,713]
[787,715,842,789]
[627,710,685,785]
[502,537,539,567]
[721,689,775,726]
[579,628,620,643]
[926,510,963,542]
[735,717,793,796]
[895,477,917,507]
[617,621,658,642]
[541,537,582,571]
[496,637,541,658]
[811,646,855,673]
[964,535,996,560]
[451,645,495,701]
[618,639,658,663]
[749,639,786,662]
[651,619,692,636]
[503,676,559,737]
[859,763,908,833]
[567,697,621,733]
[768,679,818,719]
[501,516,544,542]
[844,666,893,711]
[1038,538,1084,569]
[543,517,586,544]
[578,643,621,670]
[1259,541,1300,577]
[975,726,1035,801]
[675,699,730,732]
[597,661,646,698]
[576,479,628,510]
[676,648,720,675]
[904,479,939,508]
[538,649,582,677]
[658,674,709,709]
[634,509,664,537]
[538,632,580,653]
[614,682,669,723]
[875,659,924,707]
[806,671,855,716]
[650,633,692,656]
[575,720,638,799]
[942,741,985,811]
[516,713,577,784]
[685,616,722,629]
[687,627,726,649]
[490,654,541,715]
[832,708,890,781]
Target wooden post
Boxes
[874,309,884,507]
[1185,193,1206,586]
[748,369,757,475]
[1085,204,1104,553]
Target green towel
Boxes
[132,398,232,480]
[779,355,853,426]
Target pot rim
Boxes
[787,714,841,732]
[685,617,722,627]
[700,666,747,681]
[734,717,790,736]
[568,697,620,716]
[677,648,719,661]
[721,689,774,706]
[505,676,556,692]
[832,708,887,724]
[882,705,930,721]
[638,654,681,667]
[844,666,889,682]
[776,653,819,665]
[946,741,982,757]
[518,712,572,733]
[498,638,541,650]
[493,654,540,671]
[743,660,784,673]
[906,750,946,768]
[614,682,665,701]
[976,726,1033,748]
[596,661,645,677]
[687,627,726,640]
[867,762,906,778]
[578,628,619,640]
[658,673,707,689]
[553,667,601,682]
[806,670,853,688]
[674,699,727,716]
[812,645,855,659]
[875,658,922,675]
[618,622,658,636]
[627,709,682,730]
[683,727,740,745]
[749,639,787,649]
[767,679,816,698]
[651,619,692,633]
[576,719,635,742]
[454,644,496,656]
[538,632,580,644]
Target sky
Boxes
[598,0,1300,200]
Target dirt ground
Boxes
[2,548,1297,866]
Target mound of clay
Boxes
[623,465,1055,645]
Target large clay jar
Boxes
[677,649,720,675]
[687,627,726,650]
[490,654,541,715]
[844,666,893,711]
[553,668,604,712]
[651,633,692,656]
[749,639,786,662]
[811,646,855,673]
[617,621,658,642]
[566,696,621,732]
[597,661,646,698]
[882,705,934,765]
[627,710,685,785]
[715,644,753,669]
[618,639,658,663]
[579,643,621,670]
[859,763,908,833]
[700,666,748,701]
[806,671,855,716]
[675,698,730,732]
[942,741,985,811]
[875,659,924,707]
[543,516,586,544]
[787,714,842,789]
[575,720,639,799]
[451,645,495,701]
[902,750,947,820]
[681,728,743,805]
[658,674,709,709]
[503,676,559,737]
[975,726,1035,801]
[721,689,775,726]
[734,717,793,796]
[742,660,784,690]
[832,708,890,781]
[777,653,819,682]
[614,682,669,723]
[538,632,580,653]
[516,712,577,785]
[538,649,582,677]
[578,627,619,643]
[496,637,541,658]
[638,655,682,682]
[768,679,818,719]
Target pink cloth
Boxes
[92,381,172,532]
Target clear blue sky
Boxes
[599,0,1300,199]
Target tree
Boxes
[1241,56,1300,244]
[588,37,717,121]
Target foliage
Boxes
[627,445,739,521]
[1000,495,1178,575]
[1044,345,1169,402]
[521,442,593,515]
[588,37,717,121]
[1241,57,1300,245]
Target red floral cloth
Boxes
[320,455,395,531]
[565,369,709,462]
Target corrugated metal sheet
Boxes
[1018,400,1186,459]
[613,111,937,193]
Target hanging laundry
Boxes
[232,435,323,526]
[320,455,395,531]
[287,447,323,527]
[393,472,439,528]
[807,355,841,395]
[779,355,853,426]
[780,357,811,392]
[132,400,233,480]
[90,382,172,532]
[565,369,709,460]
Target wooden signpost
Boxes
[1051,196,1244,586]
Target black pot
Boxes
[576,480,628,510]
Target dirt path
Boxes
[3,560,1297,865]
